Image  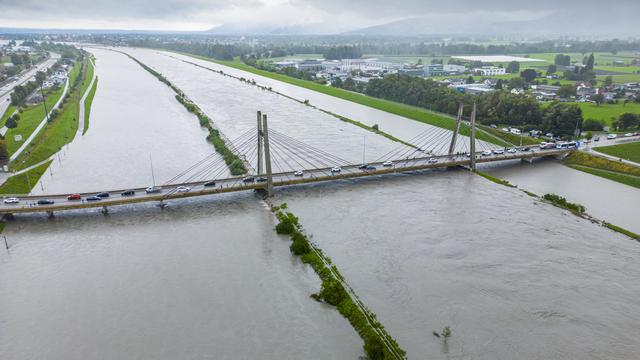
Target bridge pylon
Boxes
[257,111,263,175]
[261,113,274,197]
[448,102,464,155]
[469,102,477,172]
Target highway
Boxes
[0,147,572,214]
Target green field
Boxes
[180,53,509,146]
[574,102,640,126]
[478,125,541,146]
[595,142,640,163]
[5,85,66,154]
[83,77,98,135]
[80,59,95,95]
[0,160,51,194]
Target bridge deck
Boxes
[0,148,572,214]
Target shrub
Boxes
[543,193,586,213]
[319,278,346,306]
[290,231,311,255]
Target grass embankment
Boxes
[80,57,95,96]
[272,203,406,360]
[83,78,98,135]
[5,85,66,154]
[595,142,640,163]
[176,53,508,147]
[0,160,51,194]
[120,51,248,175]
[602,222,640,242]
[563,151,640,189]
[475,171,516,187]
[10,59,85,171]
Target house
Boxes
[399,65,425,77]
[473,66,506,76]
[296,60,323,72]
[577,84,596,99]
[613,60,625,66]
[453,83,495,94]
[510,88,524,95]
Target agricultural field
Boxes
[575,102,640,126]
[595,141,640,163]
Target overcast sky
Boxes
[0,0,638,33]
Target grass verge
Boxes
[0,160,51,195]
[475,170,516,187]
[0,105,16,127]
[83,77,98,135]
[602,222,640,242]
[272,203,406,360]
[595,141,640,164]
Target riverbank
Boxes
[271,202,406,360]
[564,151,640,189]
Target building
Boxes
[443,64,466,74]
[453,83,495,94]
[424,64,444,77]
[398,65,425,77]
[473,66,506,76]
[297,60,324,72]
[273,61,297,69]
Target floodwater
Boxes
[0,195,362,359]
[34,48,225,194]
[280,169,640,359]
[484,159,640,234]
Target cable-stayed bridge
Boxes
[0,106,574,215]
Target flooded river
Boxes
[281,170,640,359]
[1,46,639,360]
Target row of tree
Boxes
[357,74,583,137]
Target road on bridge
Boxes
[0,147,572,215]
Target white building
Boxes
[473,66,506,76]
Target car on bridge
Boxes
[482,150,492,156]
[96,192,110,198]
[294,170,304,177]
[256,177,267,182]
[37,199,55,205]
[145,186,162,194]
[121,190,136,196]
[242,176,255,183]
[358,164,369,170]
[508,148,517,154]
[427,158,438,164]
[3,197,19,204]
[331,166,342,173]
[67,194,81,201]
[493,149,505,155]
[176,186,191,193]
[204,181,216,187]
[383,161,394,167]
[86,196,101,201]
[607,134,617,140]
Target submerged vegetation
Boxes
[272,203,406,360]
[542,193,586,214]
[121,51,247,175]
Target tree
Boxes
[466,76,475,84]
[604,76,613,87]
[557,84,576,99]
[520,69,537,83]
[507,77,525,89]
[585,132,593,140]
[10,53,23,66]
[541,103,584,138]
[35,70,47,84]
[331,77,343,88]
[547,64,557,74]
[583,119,604,131]
[618,113,639,130]
[592,93,605,106]
[555,54,571,66]
[0,140,7,162]
[495,79,503,90]
[506,61,520,73]
[584,53,595,70]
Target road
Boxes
[0,146,572,214]
[0,53,61,118]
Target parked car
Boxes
[145,186,162,194]
[86,196,101,201]
[67,194,81,201]
[594,136,600,142]
[294,170,304,177]
[96,192,110,198]
[383,161,394,167]
[176,186,191,193]
[121,190,136,196]
[331,167,342,173]
[3,197,19,204]
[37,199,55,205]
[624,133,633,137]
[203,181,216,187]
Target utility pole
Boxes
[39,82,50,122]
[448,102,464,155]
[470,102,477,172]
[257,111,263,175]
[261,114,274,197]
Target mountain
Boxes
[205,22,329,35]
